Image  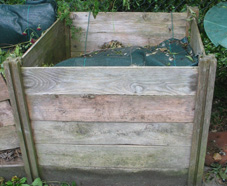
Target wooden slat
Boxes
[27,94,195,123]
[71,12,187,25]
[190,19,205,56]
[32,121,193,146]
[3,58,39,182]
[195,55,217,185]
[71,12,187,55]
[22,67,198,96]
[37,144,191,169]
[0,101,14,127]
[71,33,186,54]
[0,73,9,102]
[64,22,71,59]
[0,126,19,150]
[22,19,66,67]
[186,6,199,37]
[4,58,33,182]
[188,55,217,186]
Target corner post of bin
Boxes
[186,6,199,38]
[188,55,217,186]
[3,58,39,183]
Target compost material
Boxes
[56,38,198,67]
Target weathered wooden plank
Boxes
[0,101,14,127]
[32,121,193,146]
[186,6,199,37]
[190,19,205,56]
[3,58,39,182]
[71,12,187,25]
[11,61,39,179]
[22,19,66,67]
[0,73,9,102]
[4,58,33,182]
[27,95,195,123]
[72,24,186,35]
[71,12,187,55]
[40,166,188,186]
[37,144,191,169]
[64,22,71,59]
[195,55,217,186]
[71,33,186,54]
[22,67,198,96]
[188,55,217,186]
[0,126,19,150]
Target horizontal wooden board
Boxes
[0,101,14,127]
[22,67,198,96]
[40,166,188,186]
[37,144,191,169]
[71,12,187,54]
[71,32,186,54]
[0,74,9,102]
[32,121,193,146]
[27,95,195,122]
[0,126,19,150]
[71,12,187,25]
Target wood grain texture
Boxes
[27,95,195,123]
[10,61,39,179]
[71,12,187,25]
[0,73,9,102]
[37,144,191,169]
[71,33,186,55]
[195,55,217,186]
[71,12,187,55]
[32,121,193,146]
[3,58,33,182]
[0,101,14,127]
[186,6,199,37]
[22,19,66,67]
[22,67,198,96]
[0,126,19,150]
[188,55,217,186]
[190,19,205,56]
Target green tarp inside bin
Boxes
[55,38,198,67]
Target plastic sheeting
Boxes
[56,38,198,67]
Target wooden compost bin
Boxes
[3,8,216,186]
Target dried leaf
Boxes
[213,153,222,161]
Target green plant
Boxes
[0,177,77,186]
[204,163,227,183]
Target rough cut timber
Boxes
[0,73,9,102]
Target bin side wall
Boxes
[70,12,187,57]
[21,66,197,184]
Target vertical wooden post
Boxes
[188,55,217,186]
[3,58,39,182]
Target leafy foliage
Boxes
[0,177,77,186]
[204,163,227,183]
